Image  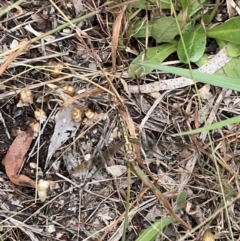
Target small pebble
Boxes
[29,162,37,169]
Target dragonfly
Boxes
[71,115,193,176]
[115,108,192,231]
[71,107,193,233]
[115,107,141,241]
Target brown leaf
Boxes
[72,0,83,15]
[3,128,36,188]
[111,6,127,72]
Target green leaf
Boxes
[202,0,220,24]
[181,20,195,32]
[151,17,179,43]
[139,63,240,91]
[177,25,206,63]
[136,217,176,241]
[129,43,176,77]
[226,42,240,57]
[129,21,154,38]
[176,191,187,206]
[0,226,3,232]
[215,39,227,49]
[195,54,209,67]
[132,0,171,10]
[180,0,206,18]
[202,14,212,24]
[207,16,240,44]
[180,0,189,9]
[223,58,240,78]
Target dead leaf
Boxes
[31,13,45,23]
[199,84,213,100]
[45,105,81,168]
[96,204,113,225]
[106,165,127,177]
[111,6,127,72]
[72,0,83,15]
[3,128,36,188]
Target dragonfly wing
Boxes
[72,159,92,174]
[129,137,194,158]
[71,141,125,174]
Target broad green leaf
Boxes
[202,0,220,24]
[182,20,195,32]
[174,115,240,136]
[176,191,187,206]
[129,43,176,77]
[226,42,240,57]
[215,39,227,49]
[129,21,154,38]
[207,16,240,44]
[139,63,240,91]
[180,0,206,18]
[151,17,179,43]
[177,25,206,63]
[180,0,189,9]
[132,0,171,10]
[195,54,209,67]
[0,226,2,232]
[136,217,175,241]
[202,13,212,24]
[223,58,240,78]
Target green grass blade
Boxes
[140,63,240,91]
[0,0,25,18]
[136,217,175,241]
[176,191,187,207]
[121,162,131,241]
[174,115,240,136]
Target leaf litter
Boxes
[45,105,81,168]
